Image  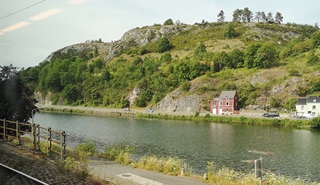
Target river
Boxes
[34,112,320,181]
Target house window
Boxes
[226,108,229,112]
[314,99,316,102]
[220,101,222,106]
[301,106,304,110]
[226,102,229,106]
[313,105,316,110]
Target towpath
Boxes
[89,158,207,185]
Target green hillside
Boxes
[20,21,320,112]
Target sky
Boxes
[0,0,319,68]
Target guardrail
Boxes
[0,119,66,160]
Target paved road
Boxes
[89,159,206,185]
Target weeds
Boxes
[133,155,186,176]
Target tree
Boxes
[217,10,225,22]
[229,49,244,68]
[63,84,81,103]
[164,18,174,25]
[261,11,267,22]
[224,23,237,38]
[157,37,173,53]
[232,9,243,22]
[254,43,278,68]
[255,12,262,22]
[0,65,37,122]
[274,12,283,24]
[267,12,274,23]
[244,43,262,69]
[243,7,253,22]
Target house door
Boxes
[212,108,216,114]
[219,108,222,114]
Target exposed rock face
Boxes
[43,25,192,65]
[35,92,52,106]
[155,89,201,114]
[129,88,141,106]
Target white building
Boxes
[296,96,320,118]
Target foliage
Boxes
[0,65,37,122]
[224,23,237,38]
[254,43,278,68]
[19,20,320,111]
[157,37,173,53]
[270,97,281,108]
[103,144,134,164]
[194,42,207,55]
[75,140,97,156]
[163,18,174,25]
[217,10,225,22]
[284,98,297,111]
[134,156,184,176]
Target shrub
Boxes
[181,81,191,92]
[104,144,134,164]
[158,37,173,53]
[75,140,97,156]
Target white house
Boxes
[296,96,320,118]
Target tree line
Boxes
[217,8,283,24]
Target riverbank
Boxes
[39,105,313,128]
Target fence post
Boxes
[255,159,262,179]
[32,124,36,150]
[16,121,21,145]
[62,131,66,160]
[37,124,41,151]
[47,127,51,157]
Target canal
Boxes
[34,112,320,181]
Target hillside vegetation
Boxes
[20,21,320,113]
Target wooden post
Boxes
[16,121,21,145]
[32,124,37,150]
[47,127,51,157]
[62,131,66,160]
[37,124,41,151]
[255,159,262,179]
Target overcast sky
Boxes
[0,0,319,68]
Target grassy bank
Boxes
[75,141,318,185]
[41,106,319,128]
[137,112,317,128]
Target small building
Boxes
[296,96,320,118]
[210,91,238,115]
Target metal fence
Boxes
[0,119,66,160]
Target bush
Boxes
[75,140,97,156]
[164,18,174,25]
[104,144,134,164]
[158,37,173,53]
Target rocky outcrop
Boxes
[43,25,192,65]
[34,91,52,106]
[155,89,201,114]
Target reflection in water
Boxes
[35,112,320,181]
